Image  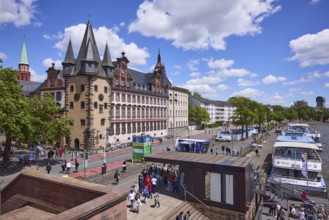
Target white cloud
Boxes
[189,72,201,78]
[42,58,62,69]
[310,0,321,5]
[288,29,329,67]
[249,73,258,78]
[185,74,222,85]
[53,24,149,66]
[231,88,264,98]
[30,67,46,82]
[207,58,234,69]
[237,78,260,87]
[283,76,312,85]
[217,84,229,91]
[267,92,285,104]
[128,0,280,50]
[187,59,199,71]
[301,91,314,95]
[286,93,294,97]
[0,0,37,27]
[42,32,63,40]
[288,88,300,92]
[307,71,322,79]
[174,65,182,70]
[220,68,250,78]
[324,71,329,77]
[262,74,286,84]
[324,83,329,88]
[119,22,125,27]
[182,84,217,98]
[0,52,7,61]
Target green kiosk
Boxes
[132,135,153,162]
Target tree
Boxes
[228,96,256,138]
[189,105,210,125]
[27,92,73,145]
[291,100,311,121]
[193,92,201,98]
[253,102,269,132]
[0,62,32,165]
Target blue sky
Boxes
[0,0,329,107]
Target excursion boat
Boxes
[270,135,326,192]
[281,123,322,151]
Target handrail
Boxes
[185,189,211,210]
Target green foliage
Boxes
[189,105,210,125]
[193,92,201,98]
[291,100,314,121]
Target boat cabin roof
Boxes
[273,141,319,150]
[276,135,315,143]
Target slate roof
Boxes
[19,80,43,96]
[62,39,75,65]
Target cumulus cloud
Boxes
[185,75,222,85]
[262,74,286,84]
[283,76,312,85]
[217,84,229,91]
[30,67,46,82]
[187,59,199,71]
[324,83,329,88]
[0,52,7,61]
[288,29,329,67]
[0,0,37,27]
[301,91,314,95]
[267,92,285,104]
[189,72,201,78]
[128,0,280,50]
[52,23,149,66]
[307,71,322,79]
[42,58,62,69]
[310,0,321,5]
[207,58,234,69]
[220,68,251,78]
[182,84,217,98]
[231,88,264,98]
[237,78,260,87]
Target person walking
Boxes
[127,190,136,211]
[210,148,213,155]
[184,211,191,220]
[61,160,66,173]
[176,211,184,220]
[66,160,72,174]
[75,159,79,172]
[154,190,160,208]
[114,169,120,185]
[215,148,219,155]
[142,186,149,204]
[46,163,52,174]
[122,160,127,173]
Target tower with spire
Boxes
[62,19,112,151]
[18,38,31,81]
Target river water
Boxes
[312,123,329,191]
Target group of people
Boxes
[268,192,328,220]
[176,211,191,220]
[59,159,79,174]
[210,145,233,155]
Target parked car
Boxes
[215,135,232,142]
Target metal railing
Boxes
[185,189,211,210]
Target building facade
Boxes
[190,96,235,125]
[168,86,189,136]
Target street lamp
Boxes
[169,90,177,150]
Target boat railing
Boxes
[272,174,322,182]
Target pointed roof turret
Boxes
[62,39,75,65]
[72,19,106,77]
[20,38,29,65]
[157,48,161,65]
[102,43,114,68]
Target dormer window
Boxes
[51,77,55,86]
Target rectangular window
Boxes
[116,107,120,118]
[104,86,107,93]
[150,97,152,104]
[80,101,85,109]
[122,94,126,102]
[116,123,120,134]
[142,96,145,103]
[116,93,120,101]
[137,96,140,103]
[94,102,98,109]
[70,85,74,92]
[111,93,114,101]
[81,85,85,92]
[104,103,108,109]
[99,105,103,113]
[70,102,74,109]
[56,92,61,101]
[146,97,149,104]
[122,107,126,117]
[80,119,86,126]
[101,119,106,126]
[132,95,136,103]
[94,85,98,92]
[127,123,131,133]
[127,95,131,102]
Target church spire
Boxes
[18,38,31,81]
[157,48,161,65]
[20,38,29,65]
[63,38,75,65]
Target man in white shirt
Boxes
[151,176,157,193]
[128,190,136,210]
[66,161,72,174]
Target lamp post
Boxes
[231,132,234,156]
[169,89,177,149]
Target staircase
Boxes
[163,201,210,220]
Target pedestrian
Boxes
[276,203,281,220]
[210,148,213,155]
[46,163,52,174]
[215,148,219,155]
[222,145,225,154]
[184,211,191,220]
[225,147,229,155]
[173,176,179,193]
[127,190,136,211]
[154,190,160,208]
[114,169,120,185]
[133,181,139,193]
[61,160,66,173]
[151,175,157,193]
[269,196,275,216]
[167,146,171,151]
[255,148,259,157]
[135,194,142,214]
[142,186,149,204]
[176,211,184,220]
[75,159,79,172]
[122,160,127,173]
[66,160,71,174]
[301,192,307,202]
